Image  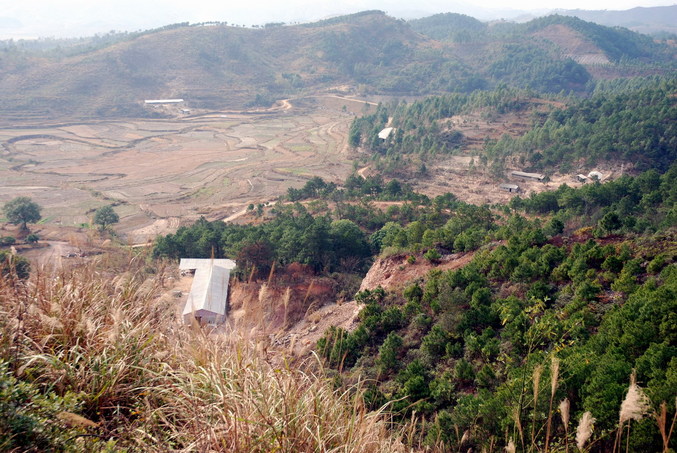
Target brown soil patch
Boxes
[360,251,476,293]
[533,24,610,65]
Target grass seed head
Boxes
[559,397,570,429]
[619,370,652,424]
[576,411,596,450]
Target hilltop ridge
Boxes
[1,11,674,123]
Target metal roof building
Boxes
[179,259,236,325]
[378,127,395,140]
[144,99,184,104]
[511,171,545,181]
[499,183,520,193]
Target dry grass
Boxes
[0,256,405,452]
[559,398,570,453]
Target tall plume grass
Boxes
[505,438,516,453]
[615,370,653,453]
[559,398,570,453]
[544,356,560,452]
[655,397,677,453]
[576,411,595,452]
[136,337,402,452]
[531,364,543,451]
[0,257,405,452]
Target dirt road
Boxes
[21,241,82,269]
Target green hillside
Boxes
[1,11,675,122]
[146,160,676,452]
[348,77,676,174]
[411,14,666,63]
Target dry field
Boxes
[0,97,358,242]
[1,95,613,246]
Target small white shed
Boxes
[499,183,520,193]
[378,127,395,140]
[179,258,236,325]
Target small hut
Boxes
[179,258,236,325]
[378,127,395,140]
[499,183,520,193]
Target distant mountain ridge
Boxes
[0,10,674,123]
[554,5,677,36]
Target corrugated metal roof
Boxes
[378,127,395,139]
[180,258,236,270]
[180,259,236,317]
[511,171,545,180]
[144,99,184,104]
[182,265,231,316]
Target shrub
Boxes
[424,248,441,263]
[377,333,404,374]
[0,250,30,279]
[646,253,668,274]
[454,359,475,385]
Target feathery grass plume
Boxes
[545,356,560,452]
[550,357,560,397]
[267,261,276,285]
[560,398,570,453]
[655,401,668,453]
[576,411,595,451]
[512,405,525,451]
[460,429,470,445]
[616,370,653,453]
[532,364,544,449]
[533,364,543,402]
[505,438,516,453]
[302,279,315,306]
[256,282,269,329]
[619,370,652,424]
[560,398,570,429]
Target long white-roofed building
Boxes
[179,258,236,325]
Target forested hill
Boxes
[1,10,675,122]
[409,13,668,63]
[348,77,676,175]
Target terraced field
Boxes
[0,97,356,242]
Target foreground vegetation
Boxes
[148,163,677,451]
[0,255,404,452]
[4,162,674,451]
[313,166,676,451]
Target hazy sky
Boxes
[1,0,675,39]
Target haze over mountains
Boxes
[1,10,675,124]
[555,5,677,34]
[1,2,676,39]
